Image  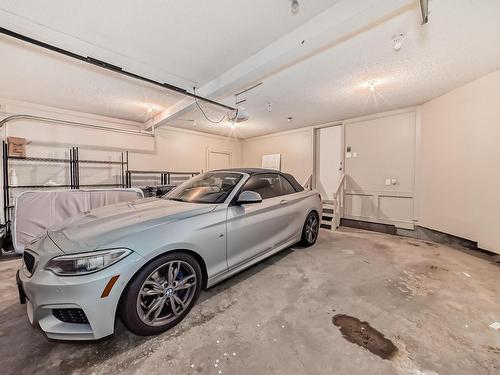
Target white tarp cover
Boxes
[13,188,144,254]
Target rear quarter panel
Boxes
[288,190,322,240]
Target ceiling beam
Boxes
[148,0,416,131]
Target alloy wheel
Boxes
[136,260,197,327]
[305,214,319,243]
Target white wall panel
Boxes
[344,110,416,228]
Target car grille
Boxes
[23,251,36,275]
[52,308,89,324]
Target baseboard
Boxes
[340,218,397,235]
[339,219,499,262]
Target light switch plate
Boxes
[385,178,391,186]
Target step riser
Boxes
[321,203,337,231]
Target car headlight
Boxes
[45,249,131,276]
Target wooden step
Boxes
[321,200,337,231]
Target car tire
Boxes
[119,251,202,336]
[300,211,319,247]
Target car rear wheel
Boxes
[300,211,319,247]
[119,252,202,336]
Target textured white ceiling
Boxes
[0,36,188,123]
[0,0,337,122]
[168,0,500,138]
[1,0,500,138]
[0,0,338,83]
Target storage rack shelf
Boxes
[125,170,198,188]
[2,141,129,237]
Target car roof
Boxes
[210,168,281,175]
[209,168,305,192]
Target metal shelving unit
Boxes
[2,141,129,238]
[125,170,198,188]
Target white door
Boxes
[315,125,343,200]
[208,151,231,171]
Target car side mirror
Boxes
[236,190,262,205]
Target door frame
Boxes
[206,148,233,171]
[312,122,345,194]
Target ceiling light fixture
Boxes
[368,80,377,92]
[290,0,300,14]
[227,108,250,123]
[194,87,250,124]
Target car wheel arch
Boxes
[117,248,208,320]
[306,208,320,221]
[126,248,208,290]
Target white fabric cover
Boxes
[13,188,144,254]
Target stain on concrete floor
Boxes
[332,314,398,360]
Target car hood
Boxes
[47,197,217,253]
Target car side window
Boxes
[242,174,296,199]
[242,174,283,199]
[279,175,296,196]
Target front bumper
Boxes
[18,250,146,341]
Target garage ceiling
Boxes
[167,0,500,138]
[1,0,500,137]
[0,0,338,123]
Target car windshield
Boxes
[164,172,243,204]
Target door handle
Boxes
[280,199,288,205]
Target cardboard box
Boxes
[8,137,27,157]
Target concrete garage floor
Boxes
[0,228,499,375]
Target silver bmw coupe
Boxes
[17,168,321,340]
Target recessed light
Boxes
[367,80,377,92]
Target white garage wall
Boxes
[242,128,313,184]
[242,65,500,254]
[420,68,500,253]
[344,110,417,229]
[0,98,242,223]
[242,109,418,231]
[3,66,500,254]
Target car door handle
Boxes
[280,199,288,205]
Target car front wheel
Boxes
[300,211,319,247]
[119,252,202,336]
